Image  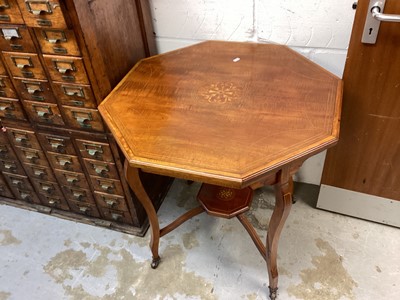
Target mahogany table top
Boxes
[99,41,342,188]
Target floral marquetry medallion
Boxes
[201,82,241,104]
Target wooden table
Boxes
[98,41,342,299]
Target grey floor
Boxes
[0,180,399,300]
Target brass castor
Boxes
[151,256,161,269]
[269,286,278,300]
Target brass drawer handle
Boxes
[93,164,109,176]
[62,86,85,98]
[0,1,10,9]
[20,192,32,201]
[23,81,43,95]
[2,27,21,41]
[36,111,49,118]
[11,179,23,187]
[41,184,54,193]
[25,151,39,161]
[65,175,78,184]
[100,183,114,192]
[0,103,13,111]
[4,161,16,171]
[33,168,46,177]
[111,213,122,221]
[73,190,85,201]
[53,60,75,74]
[15,136,28,143]
[48,138,64,152]
[79,206,90,213]
[58,157,71,167]
[48,198,59,205]
[104,198,117,208]
[25,0,53,15]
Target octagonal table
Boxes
[98,41,342,299]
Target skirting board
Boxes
[317,184,400,228]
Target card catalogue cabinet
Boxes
[0,0,172,236]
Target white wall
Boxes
[149,0,356,185]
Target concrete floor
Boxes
[0,180,399,300]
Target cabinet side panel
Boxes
[70,0,148,99]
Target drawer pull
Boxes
[65,175,78,184]
[0,103,13,111]
[58,158,71,167]
[41,184,54,193]
[25,151,39,161]
[100,183,113,192]
[48,198,59,205]
[79,206,90,213]
[4,162,16,171]
[20,192,32,202]
[25,1,53,15]
[11,179,23,188]
[33,168,46,177]
[76,117,91,128]
[15,136,27,144]
[93,164,109,176]
[111,213,122,221]
[37,111,49,118]
[53,60,75,74]
[63,86,85,98]
[104,199,117,208]
[2,27,21,40]
[50,141,64,152]
[72,191,85,201]
[0,1,10,9]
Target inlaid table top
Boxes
[99,41,342,188]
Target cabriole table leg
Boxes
[267,168,293,299]
[124,161,161,268]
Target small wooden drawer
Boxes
[54,169,89,189]
[0,158,24,174]
[94,192,128,211]
[34,28,80,56]
[37,132,75,154]
[47,152,82,172]
[24,162,56,181]
[40,194,69,210]
[0,0,24,24]
[32,179,62,196]
[3,52,46,79]
[0,76,18,98]
[68,200,100,218]
[0,24,35,52]
[90,176,124,195]
[0,143,18,161]
[3,172,34,192]
[62,186,94,203]
[14,78,56,102]
[7,127,41,149]
[52,82,96,108]
[16,0,67,28]
[62,106,104,132]
[14,145,49,166]
[76,139,113,162]
[22,100,65,125]
[0,97,26,120]
[83,158,119,180]
[100,208,133,225]
[43,55,89,84]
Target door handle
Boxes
[362,0,400,44]
[371,4,400,22]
